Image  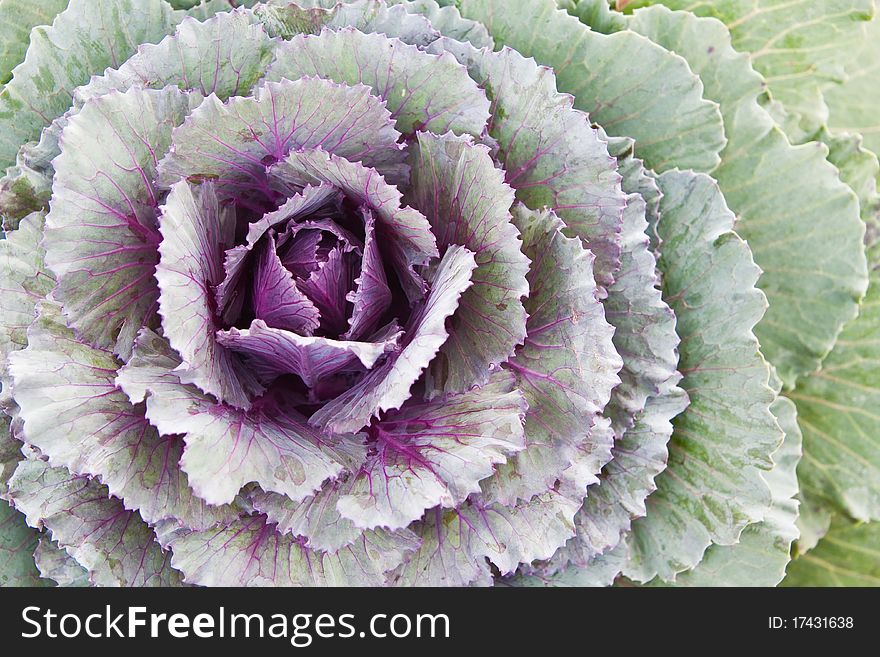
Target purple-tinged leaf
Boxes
[117,329,364,506]
[280,230,322,280]
[281,218,363,255]
[550,387,688,572]
[428,41,626,288]
[266,27,490,137]
[407,132,529,395]
[337,372,526,531]
[44,87,192,359]
[9,301,240,530]
[164,514,418,586]
[251,235,321,334]
[215,183,343,323]
[75,8,274,105]
[253,0,439,46]
[310,245,476,435]
[270,149,439,303]
[345,208,392,340]
[216,320,400,387]
[7,458,183,587]
[390,492,579,586]
[480,205,621,504]
[156,180,263,409]
[298,247,357,336]
[250,477,364,552]
[156,78,407,194]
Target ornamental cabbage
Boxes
[0,0,876,587]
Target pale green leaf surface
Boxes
[654,396,801,586]
[453,0,726,173]
[33,537,88,587]
[625,4,867,387]
[635,0,875,143]
[783,518,880,586]
[624,170,782,583]
[0,498,47,587]
[7,458,183,587]
[788,242,880,522]
[0,0,182,170]
[0,0,68,85]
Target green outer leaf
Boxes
[44,86,194,360]
[33,537,88,587]
[0,0,182,170]
[0,498,48,587]
[0,0,68,85]
[824,14,880,157]
[787,245,880,522]
[7,458,183,587]
[783,518,880,586]
[0,211,54,376]
[453,0,726,173]
[654,396,802,587]
[408,132,530,394]
[636,0,875,143]
[624,4,867,388]
[819,129,880,223]
[794,493,833,556]
[624,170,782,583]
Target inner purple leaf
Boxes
[251,234,320,334]
[297,247,358,336]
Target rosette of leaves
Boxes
[1,0,864,587]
